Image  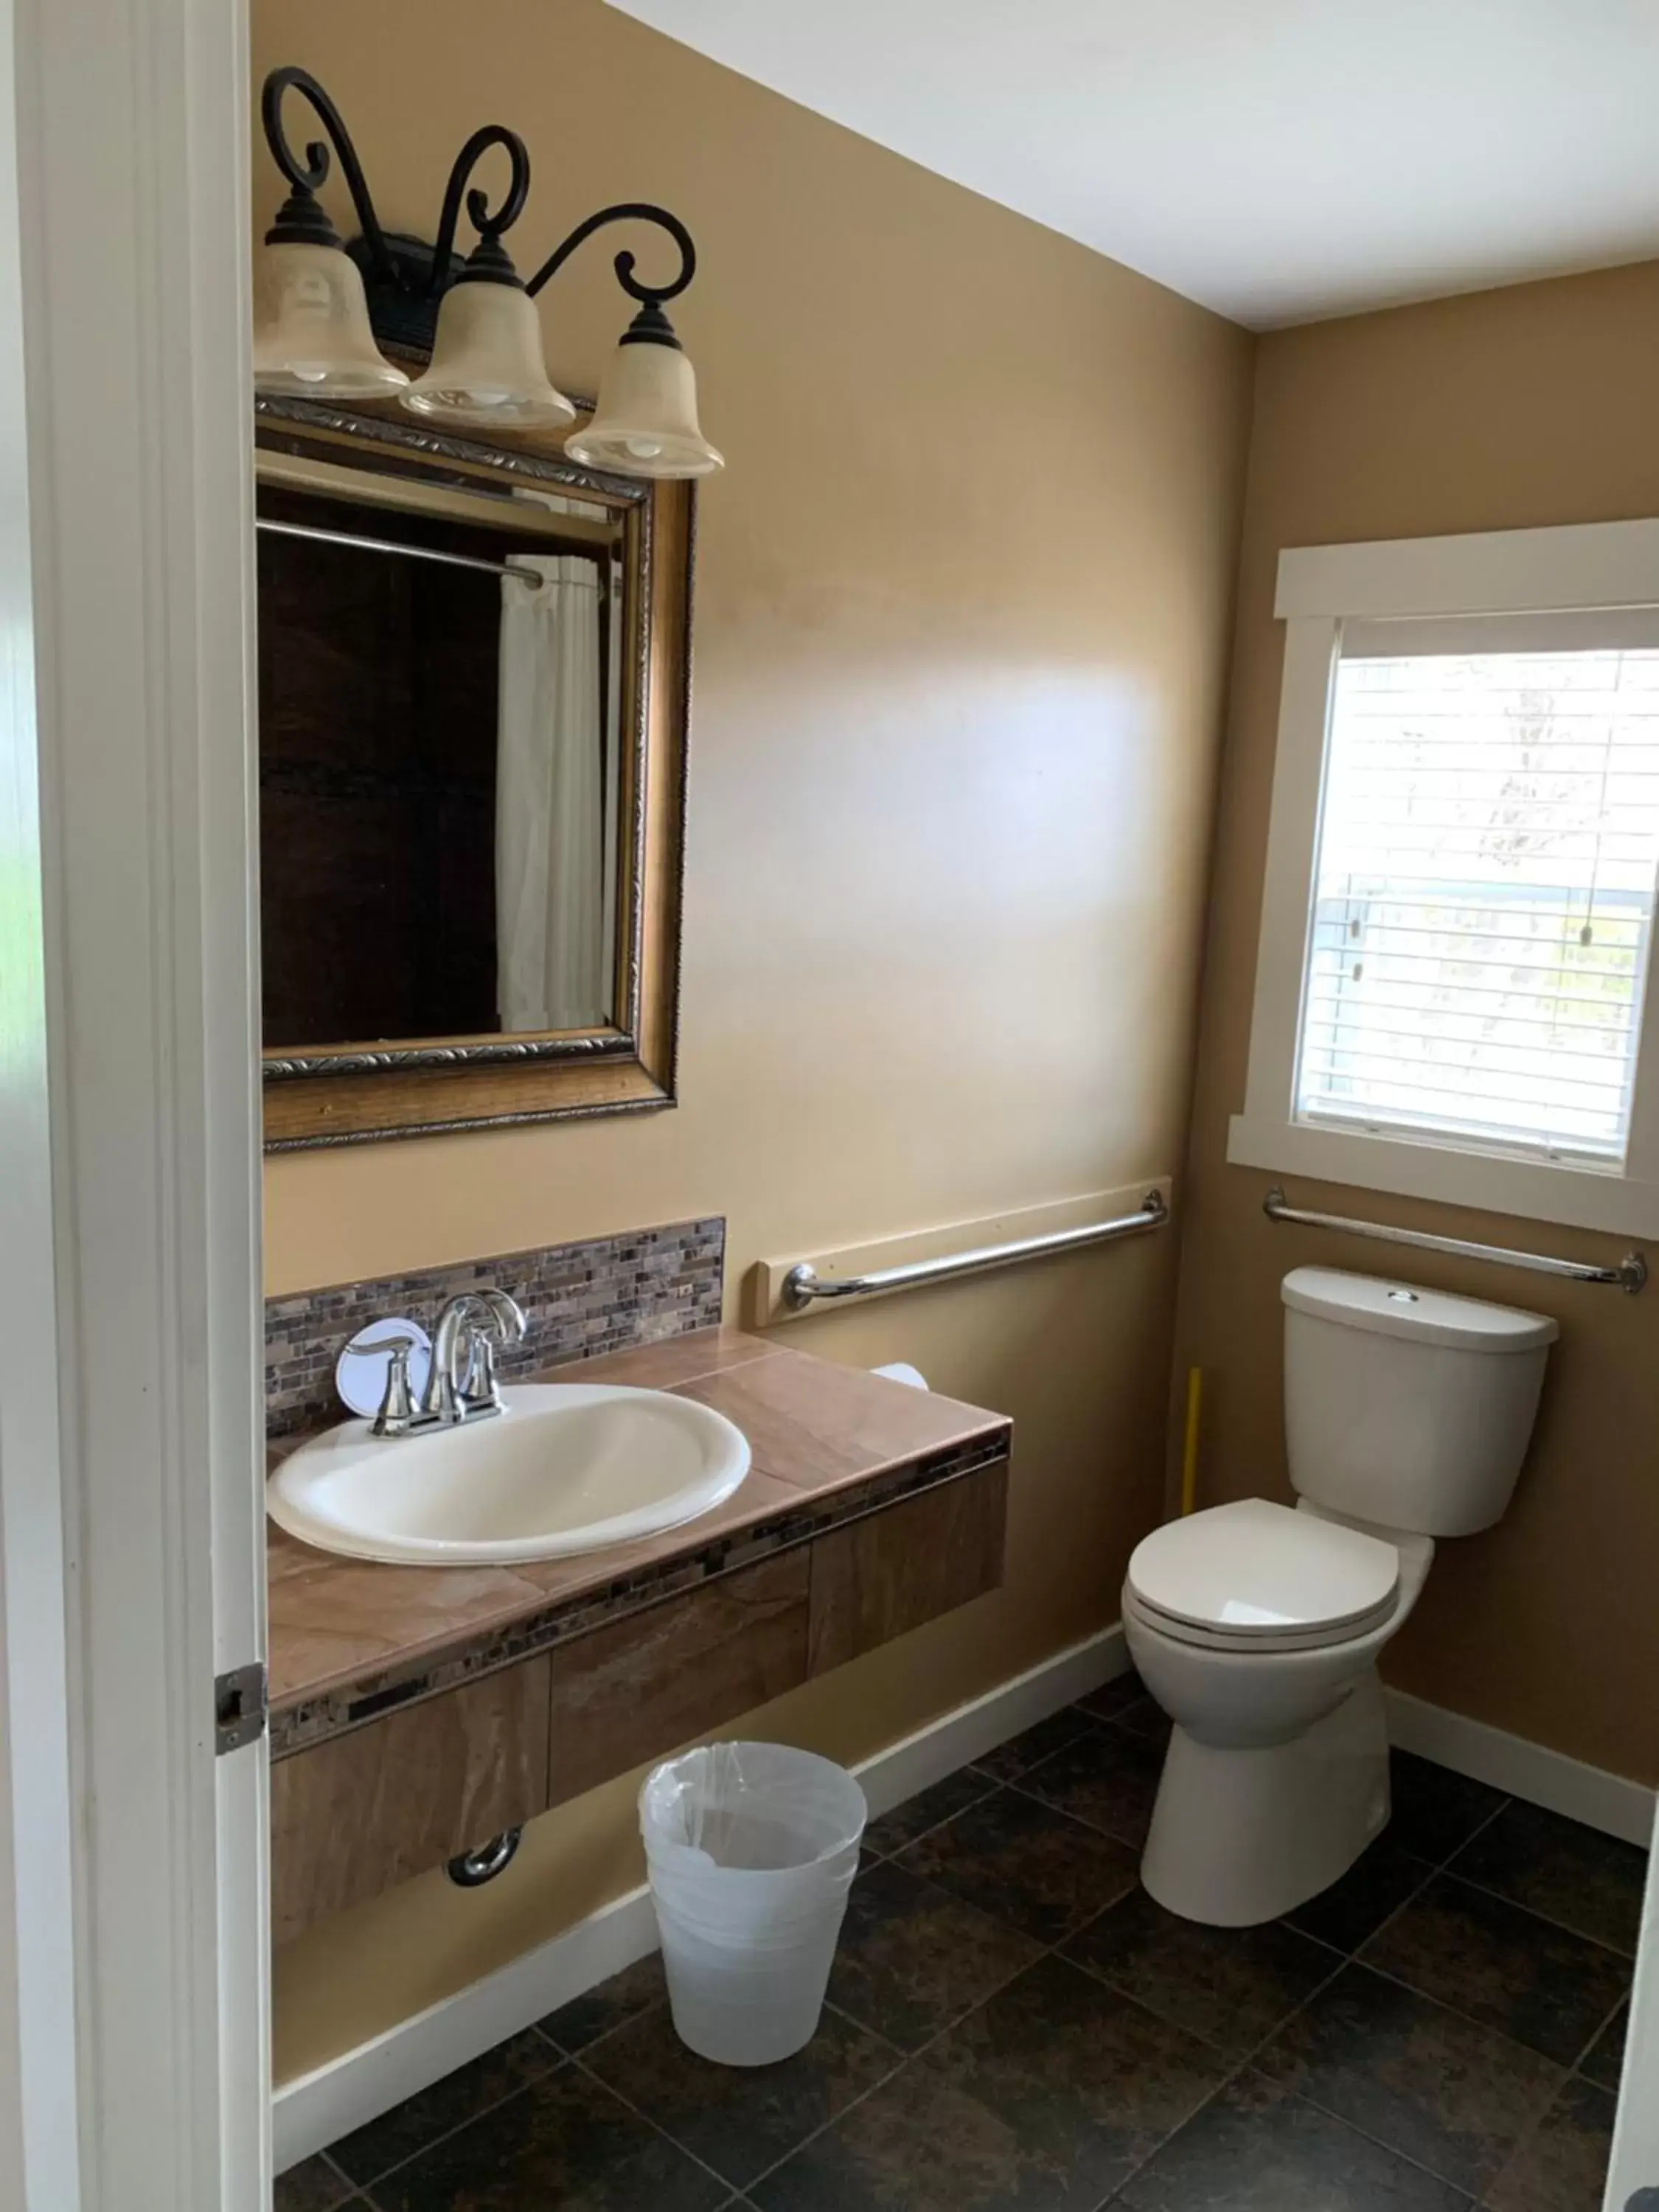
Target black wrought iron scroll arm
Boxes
[426,124,532,289]
[261,65,397,284]
[525,203,698,340]
[260,67,698,345]
[263,69,532,300]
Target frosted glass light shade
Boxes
[565,336,723,480]
[252,240,408,398]
[403,282,577,429]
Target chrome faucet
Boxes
[419,1290,528,1427]
[344,1290,529,1439]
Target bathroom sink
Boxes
[266,1385,751,1567]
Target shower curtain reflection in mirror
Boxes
[256,481,627,1056]
[495,554,613,1032]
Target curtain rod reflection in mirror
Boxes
[256,514,548,585]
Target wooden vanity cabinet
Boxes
[546,1549,811,1806]
[269,1659,551,1945]
[807,1461,1009,1675]
[270,1456,1009,1941]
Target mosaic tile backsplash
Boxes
[265,1217,725,1438]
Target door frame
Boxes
[1608,1801,1659,2208]
[0,0,268,2205]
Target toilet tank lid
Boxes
[1281,1267,1559,1352]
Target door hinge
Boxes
[215,1661,268,1755]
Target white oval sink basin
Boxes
[267,1384,751,1567]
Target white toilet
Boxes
[1124,1265,1557,1927]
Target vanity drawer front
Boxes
[546,1549,811,1806]
[270,1657,551,1945]
[807,1458,1009,1676]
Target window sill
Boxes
[1226,1113,1659,1239]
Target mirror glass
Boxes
[256,428,632,1057]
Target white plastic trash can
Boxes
[639,1741,867,2066]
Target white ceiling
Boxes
[606,0,1659,327]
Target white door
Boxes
[0,0,268,2206]
[1608,1815,1659,2209]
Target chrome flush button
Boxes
[1387,1289,1419,1304]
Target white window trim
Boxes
[1228,517,1659,1239]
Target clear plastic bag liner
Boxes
[639,1740,866,1874]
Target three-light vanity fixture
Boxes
[251,66,723,480]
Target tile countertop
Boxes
[266,1326,1011,1733]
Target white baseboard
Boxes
[852,1622,1130,1823]
[1384,1687,1655,1847]
[274,1877,665,2179]
[273,1623,1130,2174]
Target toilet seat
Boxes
[1126,1498,1401,1655]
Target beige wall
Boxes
[256,0,1253,2079]
[1175,260,1659,1791]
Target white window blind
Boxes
[1295,627,1659,1167]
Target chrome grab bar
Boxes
[1263,1186,1647,1295]
[782,1189,1168,1312]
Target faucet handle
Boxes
[453,1292,524,1420]
[338,1318,436,1442]
[343,1330,424,1355]
[459,1332,504,1418]
[341,1332,426,1438]
[372,1340,424,1437]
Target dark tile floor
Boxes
[278,1675,1646,2212]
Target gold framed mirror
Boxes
[254,392,692,1150]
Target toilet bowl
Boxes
[1124,1500,1434,1924]
[1128,1267,1556,1927]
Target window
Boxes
[1230,520,1659,1237]
[1301,634,1659,1166]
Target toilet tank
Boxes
[1282,1267,1558,1537]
